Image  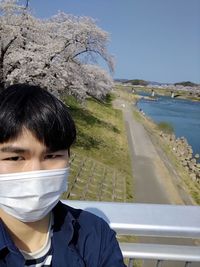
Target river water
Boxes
[136,93,200,157]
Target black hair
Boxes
[0,84,76,152]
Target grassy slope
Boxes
[62,94,133,201]
[62,93,136,253]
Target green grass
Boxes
[62,94,133,202]
[133,109,143,122]
[62,153,127,201]
[157,121,174,134]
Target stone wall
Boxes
[159,132,200,183]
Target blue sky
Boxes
[29,0,200,84]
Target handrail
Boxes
[62,200,200,238]
[62,200,200,266]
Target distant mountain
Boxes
[174,81,198,87]
[114,79,129,83]
[125,79,148,86]
[114,78,199,87]
[114,79,166,86]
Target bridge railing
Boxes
[62,200,200,267]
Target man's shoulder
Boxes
[54,201,110,230]
[52,202,125,267]
[53,201,113,248]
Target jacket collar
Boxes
[52,201,81,246]
[0,218,21,255]
[0,202,84,267]
[51,201,84,267]
[0,219,25,266]
[0,201,79,249]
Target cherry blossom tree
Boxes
[0,0,114,100]
[82,64,114,100]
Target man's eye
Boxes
[45,154,62,159]
[3,156,24,161]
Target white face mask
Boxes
[0,168,69,222]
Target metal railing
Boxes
[62,200,200,267]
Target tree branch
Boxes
[2,36,18,57]
[72,48,110,69]
[25,0,30,9]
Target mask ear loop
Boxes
[67,148,71,168]
[67,148,70,157]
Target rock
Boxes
[188,162,196,171]
[194,154,199,159]
[182,160,187,166]
[189,148,193,154]
[179,150,186,157]
[196,163,200,169]
[195,170,200,177]
[186,154,193,160]
[191,158,197,164]
[169,134,176,141]
[190,173,196,181]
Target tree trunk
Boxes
[0,36,18,91]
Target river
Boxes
[136,93,200,158]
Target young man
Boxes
[0,84,126,267]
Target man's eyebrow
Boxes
[0,146,30,154]
[0,146,67,154]
[45,149,67,153]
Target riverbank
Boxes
[135,107,200,204]
[136,91,200,158]
[114,98,185,204]
[114,87,200,267]
[115,85,192,204]
[159,133,200,180]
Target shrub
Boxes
[157,121,174,134]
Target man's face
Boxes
[0,128,69,174]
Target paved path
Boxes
[115,99,183,204]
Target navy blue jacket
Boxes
[0,201,126,266]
